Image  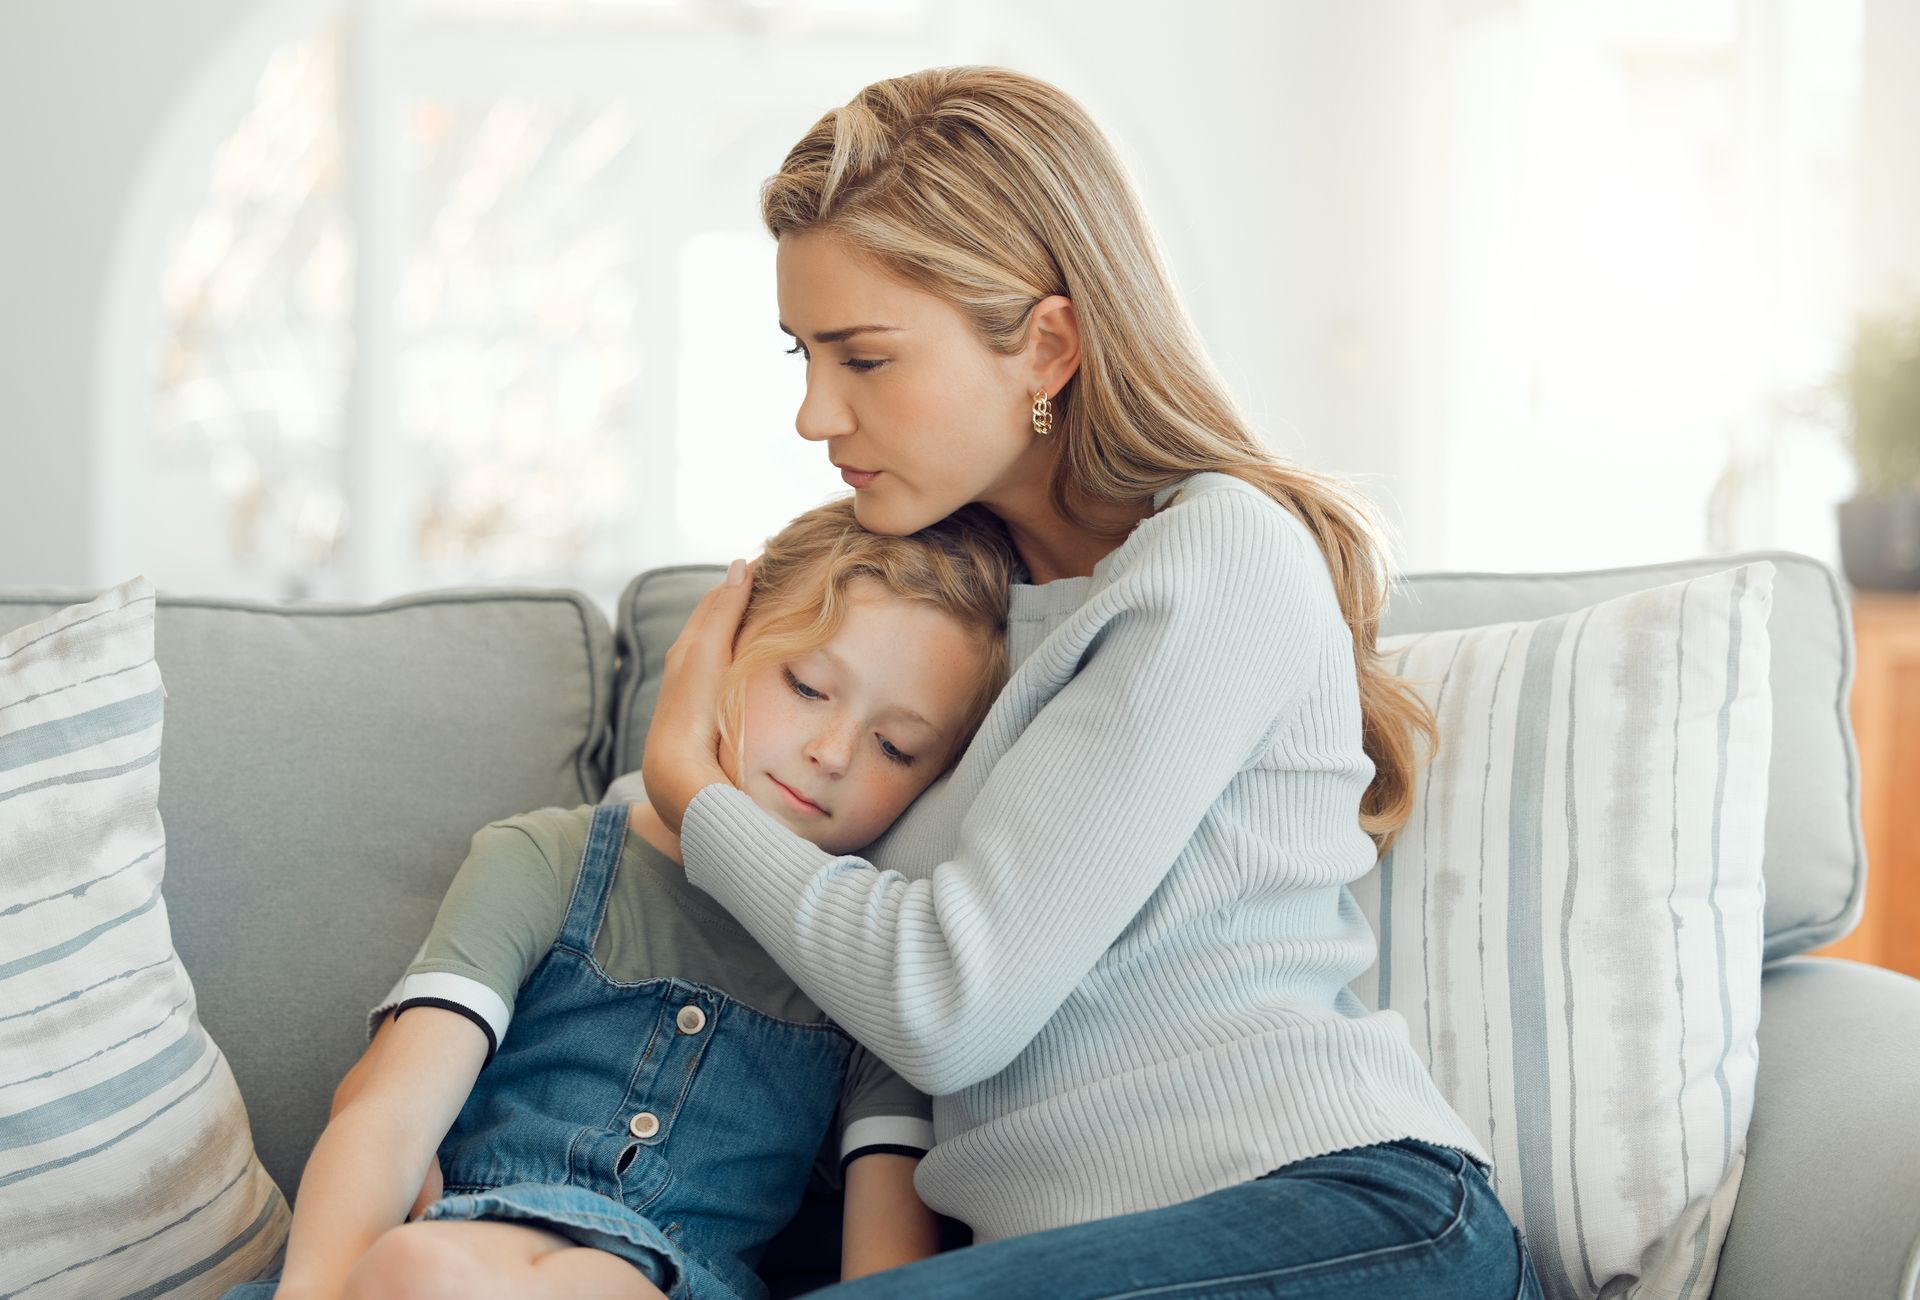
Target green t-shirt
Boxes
[381,803,932,1176]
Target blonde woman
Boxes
[643,68,1544,1299]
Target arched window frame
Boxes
[97,0,1048,609]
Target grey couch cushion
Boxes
[615,551,1860,965]
[1710,957,1920,1300]
[0,586,616,1195]
[1385,551,1859,962]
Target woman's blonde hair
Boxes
[760,65,1434,856]
[719,497,1015,779]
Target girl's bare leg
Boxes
[341,1219,667,1300]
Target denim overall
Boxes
[418,802,857,1299]
[226,803,857,1300]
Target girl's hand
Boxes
[641,558,754,836]
[275,1009,487,1300]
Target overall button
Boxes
[676,1005,706,1035]
[628,1111,660,1139]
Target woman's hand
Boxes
[641,558,754,836]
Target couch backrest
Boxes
[0,586,616,1195]
[1383,550,1860,963]
[614,550,1861,967]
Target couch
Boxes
[2,550,1915,1299]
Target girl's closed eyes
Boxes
[782,665,918,768]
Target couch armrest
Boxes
[1712,957,1920,1300]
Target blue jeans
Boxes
[802,1138,1542,1300]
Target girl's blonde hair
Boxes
[760,65,1433,857]
[719,497,1015,778]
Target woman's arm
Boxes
[275,1008,487,1300]
[840,1154,940,1280]
[672,490,1331,1094]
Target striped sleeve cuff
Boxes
[375,971,513,1063]
[368,941,431,1040]
[367,974,408,1040]
[840,1115,935,1170]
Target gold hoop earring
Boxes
[1031,390,1053,437]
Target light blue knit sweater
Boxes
[682,471,1489,1243]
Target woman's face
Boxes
[775,231,1051,536]
[720,579,987,854]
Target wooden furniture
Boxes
[1811,591,1920,977]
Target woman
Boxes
[642,67,1543,1298]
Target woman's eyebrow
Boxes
[777,323,903,344]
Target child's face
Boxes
[722,578,989,854]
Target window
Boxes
[143,0,966,613]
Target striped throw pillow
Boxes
[1353,561,1772,1300]
[0,578,287,1299]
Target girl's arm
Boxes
[275,1007,488,1300]
[331,1009,443,1219]
[840,1153,940,1280]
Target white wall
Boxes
[1860,0,1920,310]
[1023,2,1422,547]
[1,1,267,587]
[0,0,1418,593]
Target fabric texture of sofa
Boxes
[1,548,1914,1300]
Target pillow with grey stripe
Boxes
[0,578,288,1298]
[1351,561,1772,1300]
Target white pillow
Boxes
[0,578,288,1299]
[1352,561,1772,1300]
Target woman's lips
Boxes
[840,467,879,489]
[770,776,827,816]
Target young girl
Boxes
[634,67,1545,1298]
[236,498,1016,1300]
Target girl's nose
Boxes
[804,720,856,776]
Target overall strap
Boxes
[557,802,631,952]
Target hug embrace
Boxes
[236,66,1542,1300]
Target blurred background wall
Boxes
[2,0,1915,616]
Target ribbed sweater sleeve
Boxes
[680,487,1328,1095]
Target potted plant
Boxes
[1837,307,1920,591]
